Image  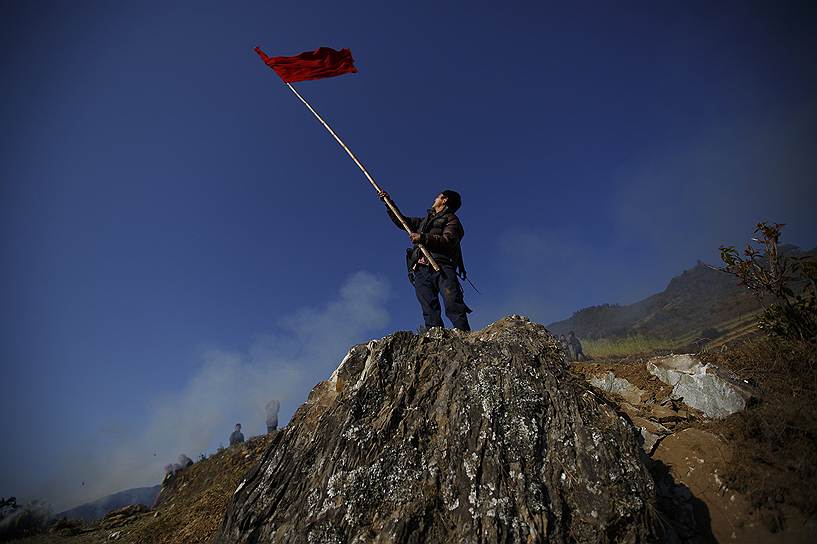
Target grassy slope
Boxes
[549,262,764,340]
[582,312,763,358]
[14,435,275,544]
[549,262,773,357]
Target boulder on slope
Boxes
[217,317,661,544]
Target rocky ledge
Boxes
[216,316,660,543]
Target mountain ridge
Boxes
[547,246,816,344]
[55,486,160,523]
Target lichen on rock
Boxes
[216,316,660,543]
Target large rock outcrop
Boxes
[216,317,659,543]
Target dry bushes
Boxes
[706,222,817,526]
[702,336,817,525]
[719,222,817,342]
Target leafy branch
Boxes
[718,222,816,342]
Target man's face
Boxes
[433,193,448,209]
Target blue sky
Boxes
[2,1,815,511]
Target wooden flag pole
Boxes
[284,82,441,272]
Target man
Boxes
[229,423,245,446]
[568,331,585,362]
[559,334,571,361]
[379,189,471,331]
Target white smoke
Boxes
[0,498,50,540]
[163,454,193,476]
[265,399,280,431]
[33,271,390,512]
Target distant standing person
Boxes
[265,399,281,433]
[568,331,585,362]
[379,189,471,332]
[229,423,245,446]
[559,334,571,361]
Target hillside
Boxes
[55,486,161,523]
[12,436,275,543]
[548,246,816,347]
[9,317,814,543]
[217,317,657,543]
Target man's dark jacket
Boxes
[387,207,465,271]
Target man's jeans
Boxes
[413,264,471,331]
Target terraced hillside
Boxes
[548,246,815,353]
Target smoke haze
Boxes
[20,271,389,512]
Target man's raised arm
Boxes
[379,191,421,232]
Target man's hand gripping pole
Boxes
[378,193,441,272]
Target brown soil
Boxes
[572,359,673,402]
[572,341,817,543]
[700,336,817,522]
[652,428,814,543]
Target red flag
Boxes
[254,47,358,83]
